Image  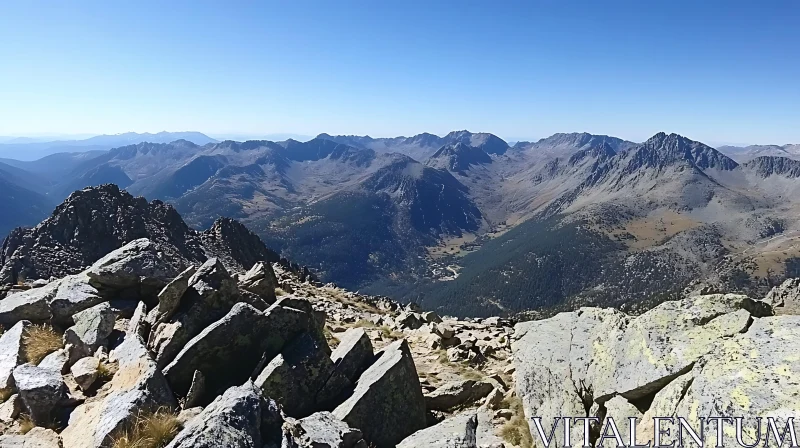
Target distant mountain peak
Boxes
[427,142,492,173]
[634,132,739,171]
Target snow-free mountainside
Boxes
[0,186,799,447]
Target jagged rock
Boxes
[594,395,642,445]
[329,328,374,383]
[396,312,423,330]
[127,301,149,340]
[333,339,426,448]
[0,320,31,389]
[482,388,504,410]
[0,284,55,325]
[70,357,100,390]
[0,427,62,447]
[0,393,22,423]
[85,238,179,289]
[764,277,800,314]
[434,323,455,339]
[149,258,240,368]
[256,332,344,418]
[424,379,494,411]
[64,302,115,364]
[49,274,103,323]
[422,311,442,324]
[12,364,67,425]
[238,262,278,303]
[37,348,69,375]
[634,373,694,445]
[165,382,267,448]
[60,335,177,448]
[282,411,365,448]
[152,265,196,324]
[163,301,312,402]
[176,406,203,426]
[397,412,477,448]
[184,370,205,409]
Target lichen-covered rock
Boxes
[152,265,196,324]
[163,301,312,402]
[329,328,374,383]
[238,262,277,303]
[60,335,177,448]
[12,363,67,425]
[0,284,55,325]
[64,302,115,363]
[425,379,494,411]
[256,332,343,418]
[0,427,62,447]
[282,411,365,448]
[333,339,426,448]
[70,357,100,391]
[165,382,266,448]
[397,412,477,448]
[0,320,31,389]
[764,278,800,315]
[149,258,240,368]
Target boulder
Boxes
[396,312,423,330]
[238,262,277,303]
[12,363,67,425]
[0,284,55,325]
[148,258,240,368]
[482,388,504,410]
[184,370,205,409]
[165,382,266,448]
[64,302,115,363]
[0,427,62,447]
[85,238,184,289]
[49,274,103,324]
[152,265,196,324]
[37,348,69,375]
[0,320,31,389]
[424,379,494,411]
[764,278,800,315]
[163,302,312,402]
[70,357,100,390]
[333,339,426,448]
[421,311,442,324]
[282,411,365,448]
[397,412,477,448]
[329,328,374,383]
[0,393,22,423]
[255,332,343,418]
[127,301,149,340]
[60,335,177,448]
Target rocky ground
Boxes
[0,238,520,448]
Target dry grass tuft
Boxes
[23,324,63,365]
[97,361,119,383]
[18,414,37,434]
[0,388,13,403]
[111,408,180,448]
[499,394,534,448]
[274,287,288,297]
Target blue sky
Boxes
[0,1,798,145]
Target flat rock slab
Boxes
[424,379,494,411]
[0,284,55,325]
[0,427,62,447]
[283,411,365,448]
[397,412,477,448]
[330,327,374,383]
[333,339,426,448]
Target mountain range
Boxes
[2,129,800,317]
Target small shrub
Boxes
[0,388,12,403]
[499,395,534,448]
[18,414,36,434]
[97,361,119,383]
[112,408,180,448]
[23,324,63,365]
[274,287,288,297]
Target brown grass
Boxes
[0,388,12,403]
[18,415,36,434]
[111,408,180,448]
[274,287,288,297]
[23,324,63,365]
[97,361,119,383]
[499,394,534,448]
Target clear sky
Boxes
[1,1,798,145]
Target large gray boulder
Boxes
[282,412,365,448]
[37,348,69,375]
[12,363,67,425]
[60,335,177,448]
[255,332,344,418]
[151,265,195,324]
[85,238,179,289]
[238,262,277,303]
[49,274,103,323]
[333,339,426,448]
[70,356,100,391]
[64,302,115,363]
[397,412,477,448]
[329,328,374,383]
[424,379,494,411]
[0,320,31,389]
[0,284,55,325]
[163,301,313,402]
[148,258,240,368]
[164,382,265,448]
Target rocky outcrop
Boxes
[512,293,792,446]
[64,302,115,363]
[424,379,494,411]
[333,340,426,448]
[397,412,478,448]
[282,412,365,448]
[12,364,67,425]
[764,277,800,314]
[329,328,373,383]
[0,184,278,284]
